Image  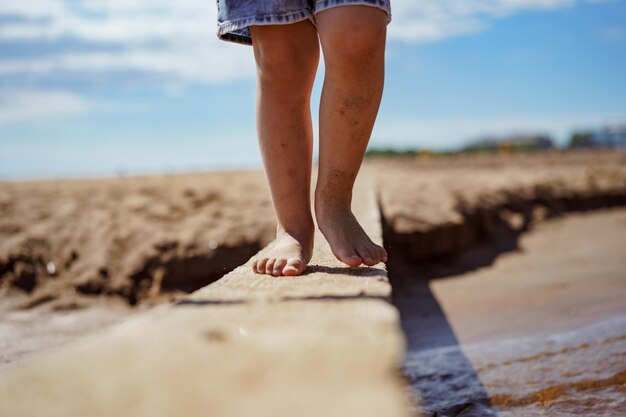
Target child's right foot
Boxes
[252,227,314,276]
[315,203,387,268]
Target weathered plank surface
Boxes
[0,174,410,417]
[189,174,390,302]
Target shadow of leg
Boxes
[389,261,500,417]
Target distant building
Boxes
[590,125,626,148]
[465,134,554,152]
[569,124,626,149]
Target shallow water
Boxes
[389,209,626,416]
[404,307,626,416]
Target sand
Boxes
[374,149,626,260]
[0,173,409,417]
[0,170,275,304]
[423,208,626,343]
[1,170,275,369]
[1,150,625,414]
[3,150,624,310]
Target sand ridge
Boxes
[0,170,275,308]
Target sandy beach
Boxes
[1,150,625,415]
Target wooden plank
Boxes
[189,174,390,302]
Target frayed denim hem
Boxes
[314,0,392,24]
[216,0,391,46]
[217,10,314,46]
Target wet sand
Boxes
[0,297,132,371]
[391,208,626,416]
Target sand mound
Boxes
[372,150,626,262]
[0,171,274,308]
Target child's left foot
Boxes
[252,226,314,276]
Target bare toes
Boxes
[255,257,269,274]
[337,249,362,267]
[272,259,288,276]
[283,258,305,276]
[357,245,377,266]
[371,245,386,264]
[265,258,276,275]
[378,246,388,262]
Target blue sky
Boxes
[0,0,625,179]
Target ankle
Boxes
[276,220,314,241]
[314,195,352,218]
[315,182,354,213]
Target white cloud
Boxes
[0,0,582,88]
[0,1,66,20]
[0,89,89,126]
[0,0,603,129]
[0,0,255,84]
[389,0,575,43]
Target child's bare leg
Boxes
[314,6,388,267]
[249,20,319,276]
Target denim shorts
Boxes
[216,0,392,46]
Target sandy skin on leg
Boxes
[314,5,389,267]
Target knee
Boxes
[254,40,319,90]
[322,20,386,67]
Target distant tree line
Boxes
[462,134,553,153]
[568,125,626,149]
[364,148,419,157]
[365,124,626,157]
